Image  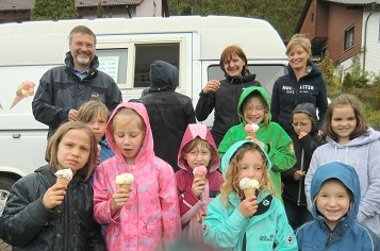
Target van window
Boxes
[96,48,128,84]
[207,64,287,96]
[134,43,180,87]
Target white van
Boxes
[0,15,287,212]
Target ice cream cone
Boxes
[243,188,256,198]
[56,177,71,186]
[10,95,24,109]
[196,174,206,182]
[115,173,134,190]
[119,184,131,190]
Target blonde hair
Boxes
[286,34,312,56]
[110,108,146,136]
[323,93,368,141]
[77,100,109,123]
[47,121,97,180]
[241,91,270,126]
[220,143,275,206]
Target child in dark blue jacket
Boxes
[296,162,379,250]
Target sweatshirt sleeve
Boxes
[0,180,53,247]
[267,124,296,172]
[93,165,116,225]
[159,165,181,245]
[32,71,69,128]
[195,91,215,121]
[274,201,298,250]
[270,80,280,123]
[202,197,248,249]
[357,140,380,226]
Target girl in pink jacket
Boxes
[176,124,224,243]
[93,102,181,251]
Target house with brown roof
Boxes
[0,0,168,23]
[296,0,380,76]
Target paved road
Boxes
[0,240,10,251]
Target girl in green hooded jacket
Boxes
[203,140,297,250]
[218,86,296,197]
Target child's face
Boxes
[113,114,145,164]
[183,142,212,170]
[331,105,357,144]
[57,129,91,174]
[237,150,264,184]
[243,97,266,125]
[292,113,312,136]
[86,114,107,143]
[316,180,351,230]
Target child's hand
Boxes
[298,131,308,139]
[238,196,258,218]
[111,187,131,214]
[293,170,306,180]
[42,183,67,209]
[192,177,206,198]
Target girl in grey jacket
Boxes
[305,94,380,237]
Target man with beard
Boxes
[32,25,122,139]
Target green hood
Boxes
[220,140,272,178]
[237,86,272,123]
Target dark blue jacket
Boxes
[295,162,379,250]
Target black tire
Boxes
[0,177,14,251]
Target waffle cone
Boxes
[248,132,256,138]
[196,175,206,182]
[10,95,24,109]
[119,184,131,190]
[56,177,70,186]
[244,188,256,198]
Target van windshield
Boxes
[208,65,287,96]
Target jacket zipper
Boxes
[325,232,333,246]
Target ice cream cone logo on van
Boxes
[10,81,36,109]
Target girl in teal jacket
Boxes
[203,140,297,251]
[218,86,296,197]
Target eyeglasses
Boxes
[292,122,309,128]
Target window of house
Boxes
[344,26,354,50]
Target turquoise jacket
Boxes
[203,140,298,251]
[218,86,296,196]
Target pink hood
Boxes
[177,124,220,173]
[106,101,154,165]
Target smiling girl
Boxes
[305,93,380,237]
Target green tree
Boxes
[168,0,307,40]
[31,0,78,21]
[96,2,105,18]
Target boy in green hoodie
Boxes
[218,86,296,197]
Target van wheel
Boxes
[0,177,14,216]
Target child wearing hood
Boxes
[203,140,297,251]
[281,103,324,229]
[305,93,380,237]
[296,162,379,250]
[93,102,181,251]
[218,86,296,197]
[176,124,224,243]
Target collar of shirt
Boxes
[74,68,89,80]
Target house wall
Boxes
[327,4,362,63]
[361,9,380,75]
[136,0,161,17]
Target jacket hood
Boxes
[220,140,272,178]
[237,86,271,123]
[310,162,360,222]
[288,60,322,80]
[149,60,178,91]
[177,124,220,173]
[105,102,154,165]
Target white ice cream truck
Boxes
[0,15,288,214]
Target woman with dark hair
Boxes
[195,45,261,146]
